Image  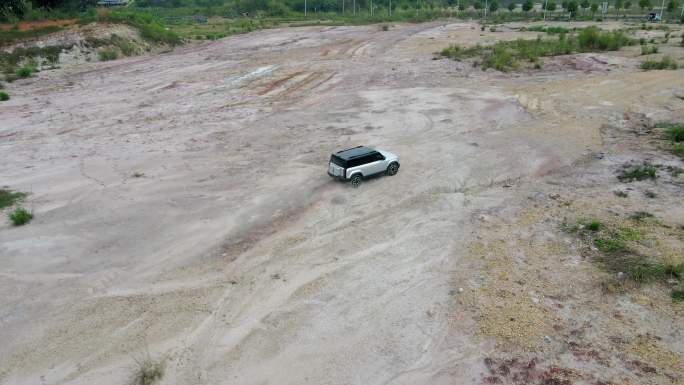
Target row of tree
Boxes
[2,0,679,20]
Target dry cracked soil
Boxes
[1,20,683,385]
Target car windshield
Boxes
[330,155,347,168]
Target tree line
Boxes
[2,0,680,20]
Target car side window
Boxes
[361,154,376,165]
[348,158,362,168]
[374,152,385,161]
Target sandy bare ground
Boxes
[1,21,683,385]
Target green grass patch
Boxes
[99,48,118,61]
[672,143,684,159]
[672,288,684,301]
[594,237,628,253]
[662,124,684,143]
[586,220,602,231]
[441,27,633,72]
[520,25,571,34]
[0,91,8,101]
[617,163,657,182]
[0,189,27,209]
[8,207,33,226]
[102,11,181,46]
[641,56,679,70]
[640,45,658,55]
[614,190,628,197]
[0,26,64,47]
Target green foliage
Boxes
[0,189,27,209]
[641,55,678,70]
[587,220,602,231]
[577,27,631,51]
[0,91,8,101]
[522,0,534,11]
[590,2,598,13]
[489,0,500,12]
[673,288,684,301]
[15,63,35,78]
[638,0,651,9]
[594,237,627,253]
[644,190,657,198]
[521,25,569,34]
[99,48,118,61]
[673,143,684,159]
[102,11,181,45]
[617,163,657,182]
[640,44,657,54]
[662,124,684,142]
[507,2,516,11]
[9,207,33,226]
[614,190,628,197]
[443,27,631,73]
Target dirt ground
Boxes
[0,21,683,385]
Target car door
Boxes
[365,152,387,175]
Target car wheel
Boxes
[386,162,399,176]
[350,174,362,188]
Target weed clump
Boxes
[672,288,684,301]
[641,56,678,70]
[15,64,35,78]
[577,27,631,51]
[662,124,684,142]
[99,49,119,62]
[0,189,27,209]
[9,207,32,226]
[441,27,632,72]
[586,220,602,231]
[640,45,658,55]
[0,91,8,101]
[132,355,164,385]
[617,163,657,182]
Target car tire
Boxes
[386,162,399,176]
[350,174,362,188]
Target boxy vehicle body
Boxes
[327,146,400,187]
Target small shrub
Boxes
[382,25,389,31]
[99,49,119,62]
[587,220,602,231]
[644,190,657,198]
[641,56,679,70]
[667,165,683,176]
[9,207,32,226]
[0,189,27,208]
[15,65,34,78]
[618,163,657,182]
[672,288,684,301]
[0,91,8,101]
[594,238,627,253]
[117,40,137,56]
[672,143,684,159]
[614,190,628,197]
[640,45,658,55]
[132,356,164,385]
[663,124,684,142]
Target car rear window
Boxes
[330,155,347,168]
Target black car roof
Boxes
[335,146,376,160]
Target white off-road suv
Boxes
[327,146,400,187]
